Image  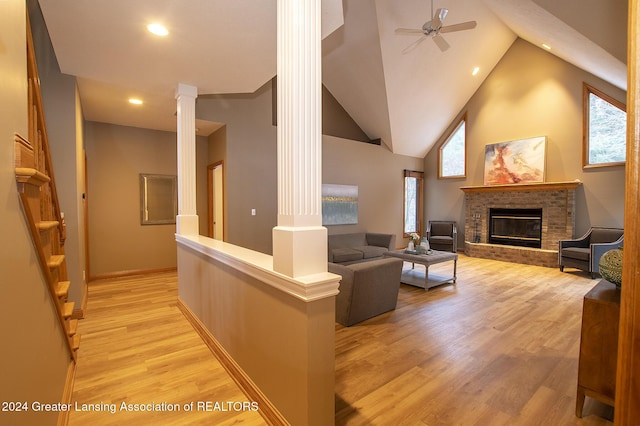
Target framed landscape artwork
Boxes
[322,184,358,225]
[484,136,547,185]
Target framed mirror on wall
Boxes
[139,173,177,225]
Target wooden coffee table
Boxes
[384,249,458,290]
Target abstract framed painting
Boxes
[484,136,547,185]
[322,184,358,225]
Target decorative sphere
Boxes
[599,248,623,287]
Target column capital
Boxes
[176,83,198,99]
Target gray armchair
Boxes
[427,221,457,252]
[559,227,624,278]
[328,257,403,326]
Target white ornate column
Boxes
[272,0,327,278]
[175,83,199,236]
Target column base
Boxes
[273,226,327,278]
[176,214,199,236]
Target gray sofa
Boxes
[328,232,396,264]
[329,257,403,326]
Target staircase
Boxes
[14,17,79,361]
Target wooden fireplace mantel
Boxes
[460,180,582,193]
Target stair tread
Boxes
[15,167,50,186]
[62,302,74,319]
[55,281,70,298]
[72,334,80,351]
[68,319,79,336]
[36,220,59,231]
[47,254,65,269]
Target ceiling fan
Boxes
[395,0,477,52]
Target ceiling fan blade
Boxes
[402,35,427,54]
[432,34,450,52]
[432,8,448,30]
[440,21,477,33]
[395,28,425,35]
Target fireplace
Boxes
[460,181,581,267]
[489,208,542,248]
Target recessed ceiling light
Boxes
[472,67,480,76]
[129,98,143,105]
[542,43,552,50]
[147,23,169,36]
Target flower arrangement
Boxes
[410,232,422,246]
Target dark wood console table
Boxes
[576,279,620,418]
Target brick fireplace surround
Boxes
[460,181,582,267]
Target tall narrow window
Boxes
[583,83,626,168]
[403,170,424,236]
[438,114,466,178]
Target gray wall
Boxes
[425,38,626,245]
[84,121,208,277]
[323,135,423,244]
[198,85,278,254]
[85,38,628,273]
[197,81,424,254]
[82,37,629,273]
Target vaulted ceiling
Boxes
[38,0,627,158]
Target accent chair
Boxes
[559,227,624,278]
[426,220,458,253]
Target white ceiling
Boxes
[38,0,627,158]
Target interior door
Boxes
[207,162,224,240]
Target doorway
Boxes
[207,161,224,240]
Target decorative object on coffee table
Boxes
[599,247,623,287]
[415,239,430,254]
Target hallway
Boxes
[69,272,265,425]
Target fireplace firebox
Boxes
[489,208,542,248]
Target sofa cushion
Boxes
[365,233,395,249]
[332,248,364,263]
[353,245,389,259]
[329,233,368,249]
[562,247,590,261]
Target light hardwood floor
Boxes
[69,272,265,425]
[335,254,614,425]
[70,255,615,425]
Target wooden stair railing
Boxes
[14,16,79,361]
